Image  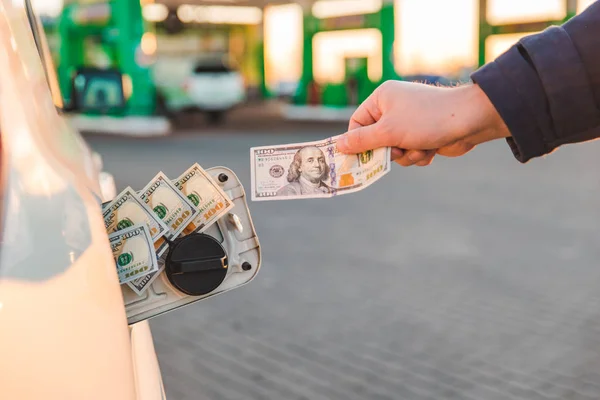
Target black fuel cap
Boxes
[165,233,228,296]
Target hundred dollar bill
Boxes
[127,257,166,296]
[103,187,170,256]
[109,224,158,285]
[139,172,198,239]
[250,135,391,201]
[174,163,234,234]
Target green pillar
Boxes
[294,12,317,105]
[380,0,397,82]
[256,21,270,99]
[478,0,489,67]
[112,0,155,116]
[255,41,268,98]
[58,4,85,107]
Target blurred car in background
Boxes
[403,74,454,86]
[182,57,246,123]
[274,80,299,101]
[153,56,246,124]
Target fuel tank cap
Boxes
[165,233,228,296]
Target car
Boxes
[0,1,261,398]
[181,57,246,123]
[403,74,455,86]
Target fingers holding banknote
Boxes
[337,80,511,166]
[394,149,437,167]
[344,88,432,167]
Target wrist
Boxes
[453,83,511,146]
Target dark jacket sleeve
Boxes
[470,2,600,163]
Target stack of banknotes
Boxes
[104,163,233,295]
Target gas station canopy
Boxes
[147,0,390,25]
[155,0,314,9]
[142,0,320,26]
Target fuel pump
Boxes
[294,0,398,108]
[344,57,369,106]
[57,1,171,134]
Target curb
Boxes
[68,115,172,137]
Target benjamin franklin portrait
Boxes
[276,146,332,196]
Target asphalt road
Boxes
[88,122,600,400]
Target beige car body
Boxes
[0,1,165,398]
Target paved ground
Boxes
[88,119,600,400]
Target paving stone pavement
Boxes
[91,128,600,400]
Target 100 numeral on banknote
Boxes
[174,163,234,234]
[250,135,391,201]
[139,172,198,239]
[109,224,158,285]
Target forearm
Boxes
[452,83,511,147]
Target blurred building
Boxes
[36,0,598,120]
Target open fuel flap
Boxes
[122,167,261,325]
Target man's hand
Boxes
[336,80,511,166]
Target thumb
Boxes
[337,122,388,154]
